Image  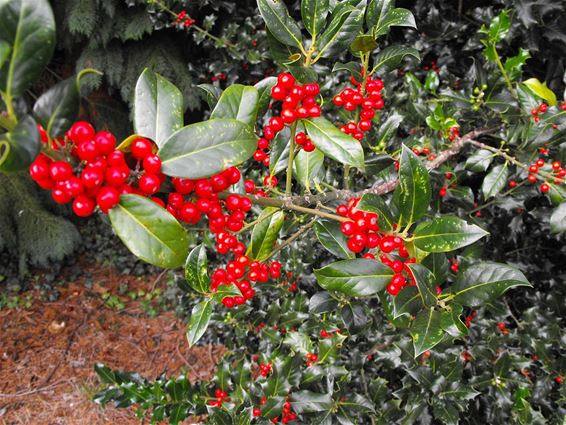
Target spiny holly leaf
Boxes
[440,304,468,337]
[301,0,330,37]
[316,1,365,59]
[451,262,531,307]
[373,45,419,72]
[357,193,396,232]
[482,164,509,199]
[393,286,420,318]
[290,391,332,413]
[108,194,189,269]
[393,145,431,227]
[247,207,285,261]
[184,244,209,294]
[186,299,212,346]
[407,264,437,308]
[134,68,184,147]
[411,307,444,356]
[318,333,347,364]
[314,259,393,297]
[283,331,313,354]
[210,84,259,127]
[158,119,256,179]
[413,216,489,253]
[314,219,354,259]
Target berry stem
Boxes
[266,219,315,260]
[285,121,298,196]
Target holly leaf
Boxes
[184,244,209,294]
[465,149,493,172]
[158,119,256,179]
[247,207,285,261]
[373,45,419,72]
[314,219,355,259]
[411,307,444,356]
[211,84,259,127]
[522,78,557,106]
[316,2,365,59]
[550,202,566,233]
[186,300,212,346]
[357,193,396,232]
[257,0,303,49]
[451,262,531,307]
[294,147,325,191]
[482,164,509,199]
[372,8,416,38]
[301,0,330,37]
[0,115,41,172]
[407,264,437,308]
[413,216,489,253]
[108,194,189,269]
[314,259,393,297]
[290,391,332,413]
[134,68,184,147]
[33,75,80,137]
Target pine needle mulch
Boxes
[0,265,224,424]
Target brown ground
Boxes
[0,265,224,425]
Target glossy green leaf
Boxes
[317,2,365,59]
[0,0,55,97]
[0,40,9,69]
[255,77,278,117]
[186,299,212,346]
[366,0,392,29]
[294,147,325,190]
[108,194,189,269]
[407,264,437,307]
[247,207,285,261]
[357,193,396,232]
[451,262,531,307]
[332,61,362,82]
[522,78,557,106]
[314,219,354,259]
[134,68,184,147]
[440,304,468,337]
[290,391,332,413]
[465,149,493,172]
[411,307,444,356]
[393,145,431,227]
[33,75,79,137]
[269,127,291,175]
[198,84,223,110]
[482,164,508,199]
[373,8,416,38]
[318,333,347,365]
[211,84,259,127]
[373,45,419,72]
[422,253,449,284]
[0,115,40,172]
[184,244,209,294]
[301,0,329,36]
[304,117,365,170]
[504,48,530,80]
[257,0,303,49]
[550,202,566,234]
[159,119,256,179]
[392,286,420,318]
[314,259,393,297]
[309,292,339,313]
[413,216,489,253]
[283,331,313,354]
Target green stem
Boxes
[494,48,516,98]
[0,113,16,131]
[285,122,298,196]
[77,68,103,82]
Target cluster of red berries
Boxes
[207,389,229,407]
[530,102,548,123]
[253,73,321,165]
[258,362,272,377]
[211,258,282,308]
[294,132,315,152]
[29,121,164,217]
[411,146,438,162]
[336,198,423,296]
[174,10,195,27]
[254,398,297,423]
[497,322,509,335]
[450,260,460,273]
[447,126,460,141]
[522,158,565,193]
[464,310,477,328]
[305,352,318,367]
[333,74,384,141]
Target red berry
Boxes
[69,121,95,144]
[139,174,161,195]
[73,195,96,217]
[281,109,296,124]
[540,183,550,193]
[94,131,116,155]
[105,167,129,187]
[131,138,153,160]
[253,407,262,417]
[271,85,286,101]
[143,154,162,174]
[107,150,126,167]
[96,186,120,213]
[52,188,73,204]
[49,161,74,182]
[277,72,295,90]
[29,159,49,181]
[508,180,517,188]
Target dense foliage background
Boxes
[1,0,565,424]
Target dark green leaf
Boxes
[332,61,362,82]
[440,304,468,337]
[314,259,393,296]
[393,286,420,318]
[0,0,55,97]
[158,119,256,179]
[482,164,509,199]
[318,333,347,364]
[407,264,437,307]
[269,126,291,175]
[413,216,489,253]
[294,147,325,190]
[357,193,396,232]
[339,394,375,413]
[108,194,189,269]
[134,68,184,147]
[304,117,365,169]
[257,0,303,49]
[314,219,354,259]
[550,202,566,233]
[422,253,449,284]
[211,84,259,127]
[301,0,330,36]
[341,303,369,333]
[373,45,419,72]
[393,145,431,227]
[247,207,285,261]
[186,299,212,346]
[465,149,493,172]
[350,34,378,53]
[0,115,40,172]
[317,2,365,59]
[255,77,278,117]
[309,292,339,314]
[33,76,79,137]
[451,262,531,307]
[283,331,313,354]
[184,244,209,294]
[198,84,223,110]
[411,307,444,356]
[373,8,416,38]
[366,0,392,29]
[290,391,332,413]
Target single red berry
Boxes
[540,183,550,193]
[52,188,73,204]
[508,180,517,188]
[49,161,74,182]
[131,138,153,160]
[439,187,447,197]
[94,131,116,155]
[69,121,95,144]
[143,154,162,174]
[277,72,295,90]
[73,195,96,217]
[253,407,262,417]
[497,322,506,330]
[96,186,120,213]
[29,159,50,181]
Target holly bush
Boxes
[1,0,565,424]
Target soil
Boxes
[0,264,224,425]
